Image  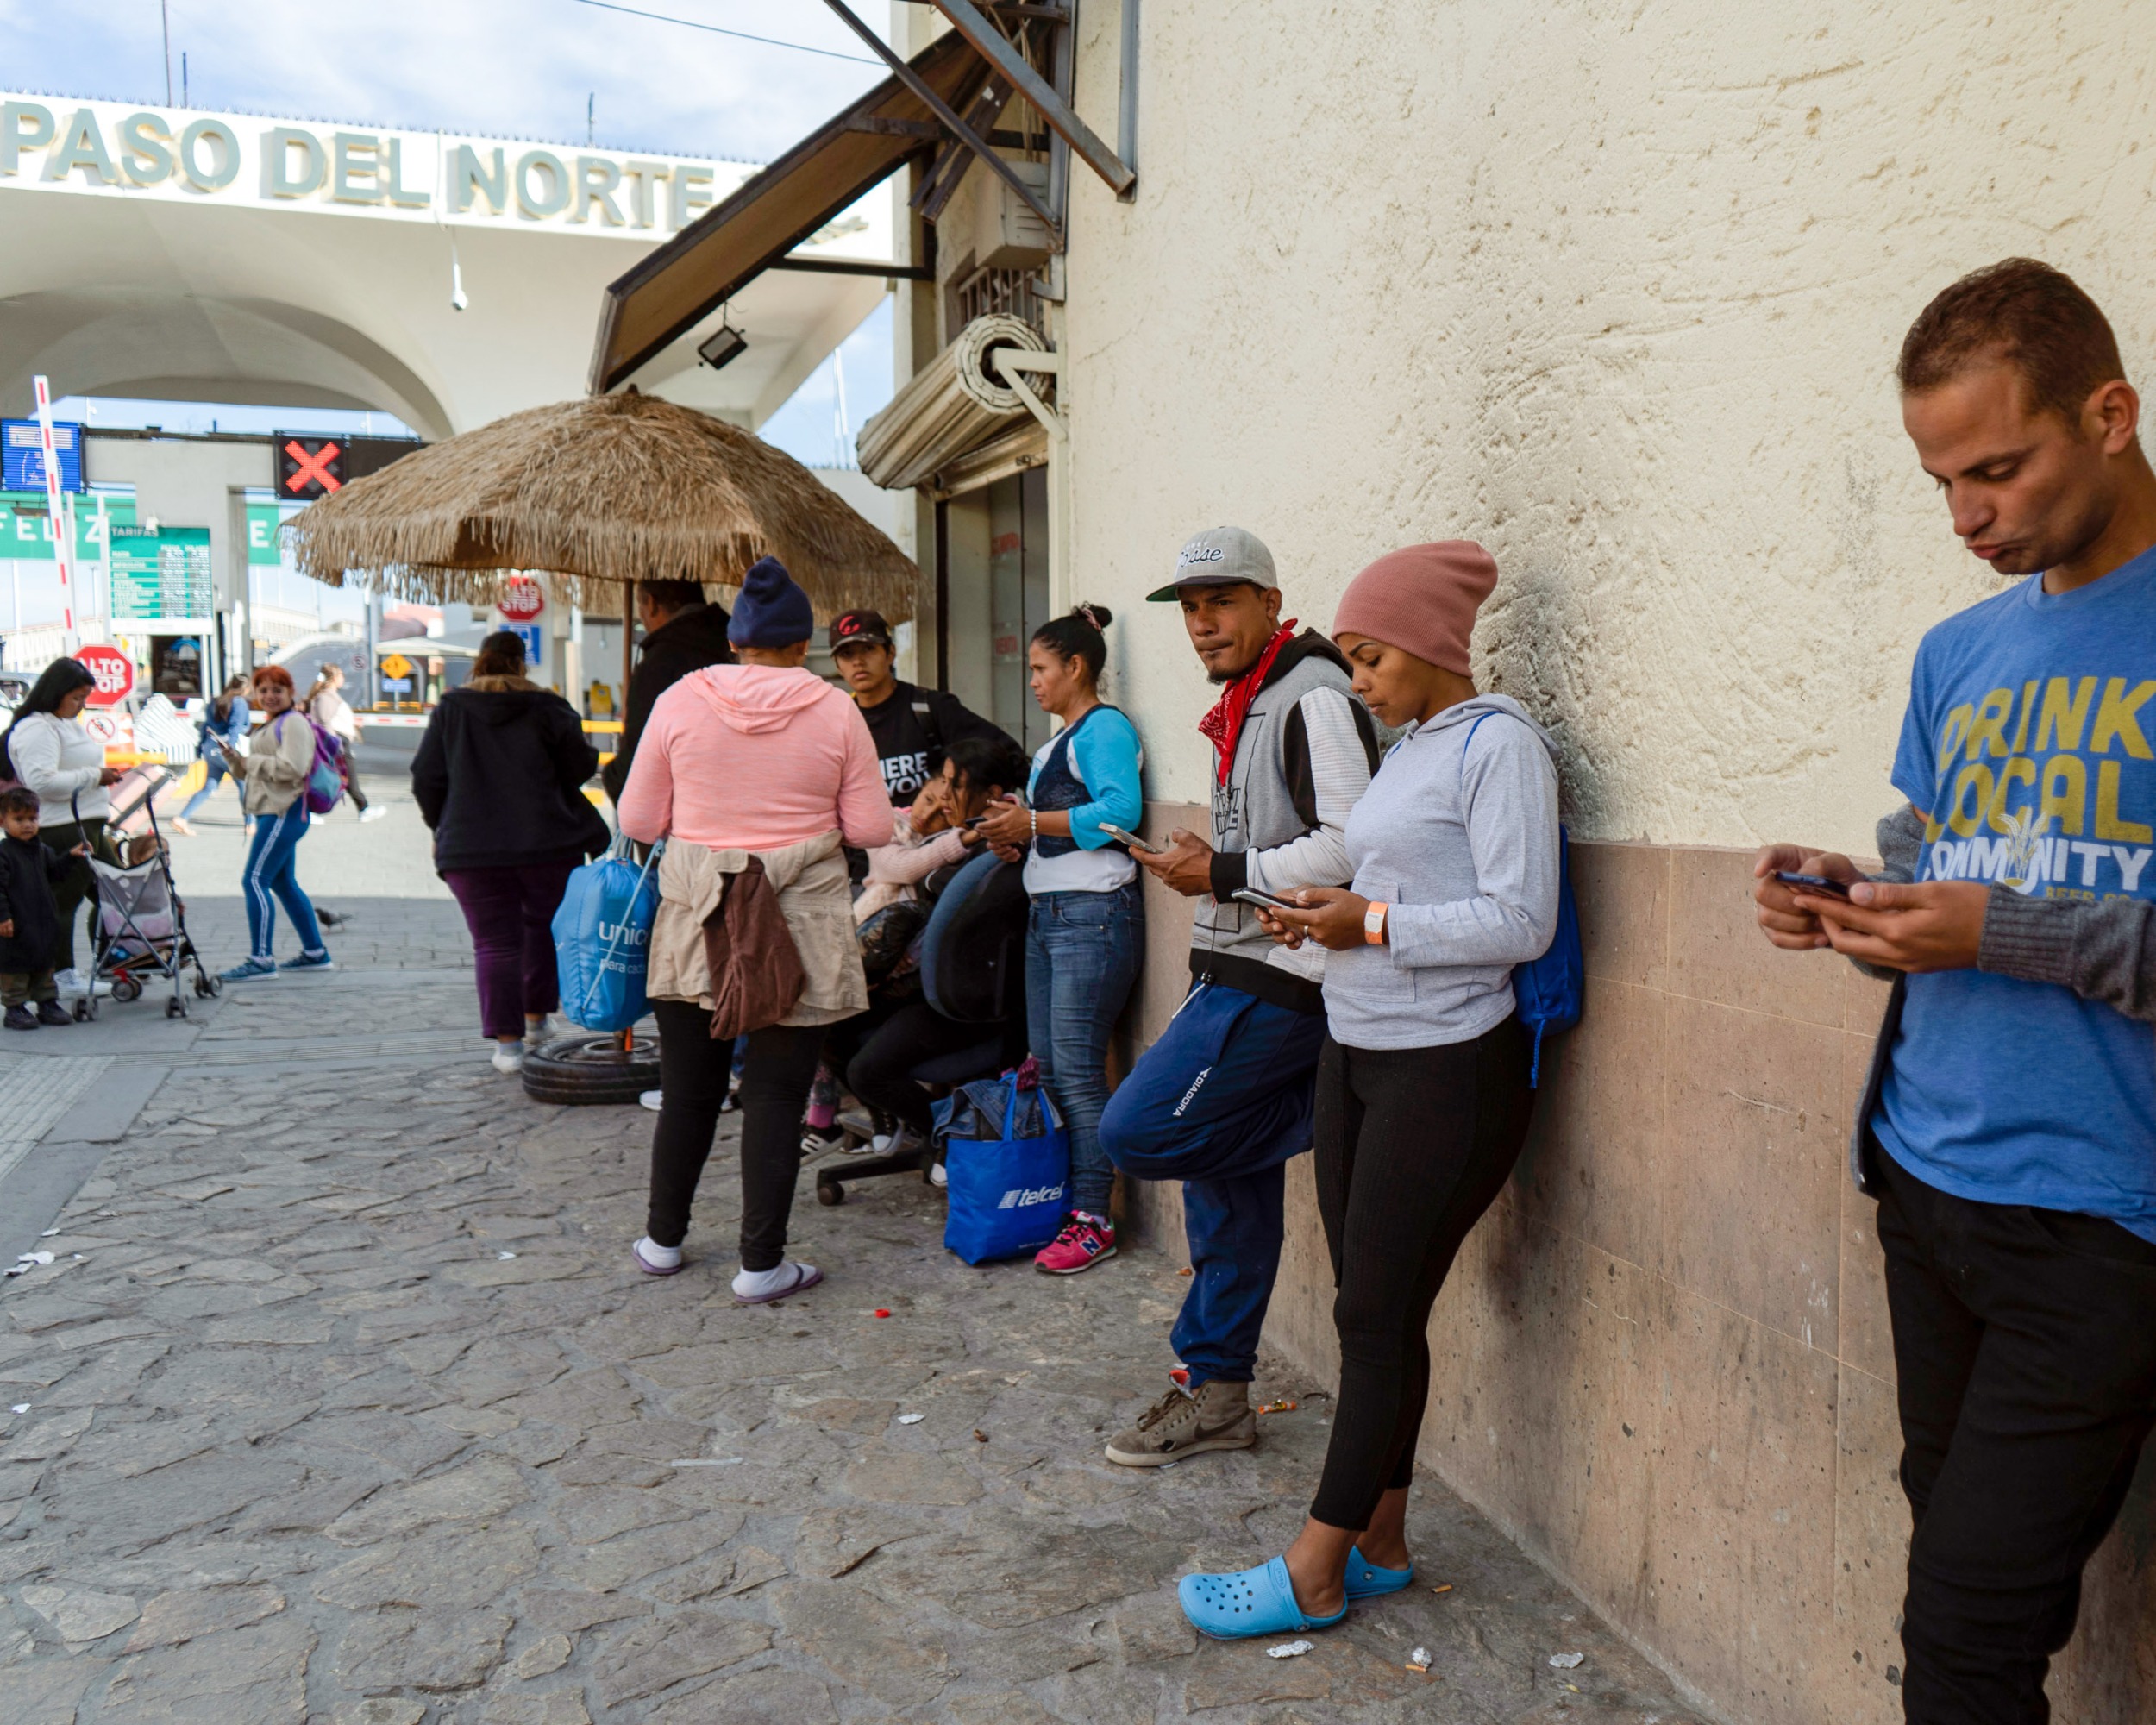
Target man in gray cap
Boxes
[1096,526,1378,1468]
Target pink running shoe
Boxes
[1035,1212,1117,1276]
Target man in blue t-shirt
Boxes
[1756,260,2156,1724]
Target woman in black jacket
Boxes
[412,631,610,1072]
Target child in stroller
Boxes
[78,768,221,1019]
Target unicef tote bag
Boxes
[551,837,662,1033]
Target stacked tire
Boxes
[521,1032,661,1106]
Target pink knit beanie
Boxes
[1331,541,1498,674]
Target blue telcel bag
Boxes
[550,837,662,1033]
[936,1071,1071,1264]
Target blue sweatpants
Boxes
[242,802,325,962]
[1098,980,1327,1386]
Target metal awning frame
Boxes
[591,1,1141,396]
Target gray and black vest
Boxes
[1189,632,1377,1013]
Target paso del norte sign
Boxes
[0,93,789,238]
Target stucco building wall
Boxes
[1058,6,2156,1721]
[1066,0,2155,857]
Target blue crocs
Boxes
[1179,1556,1349,1640]
[1344,1546,1414,1599]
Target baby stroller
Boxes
[77,778,220,1020]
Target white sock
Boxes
[732,1262,810,1298]
[635,1237,682,1270]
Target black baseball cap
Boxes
[829,609,894,651]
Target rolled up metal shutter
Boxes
[856,315,1048,492]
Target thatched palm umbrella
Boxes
[285,391,917,627]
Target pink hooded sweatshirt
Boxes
[617,665,894,854]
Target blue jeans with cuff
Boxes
[1024,881,1144,1219]
[1099,979,1326,1385]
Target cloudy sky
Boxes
[4,0,904,463]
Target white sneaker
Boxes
[639,1088,664,1113]
[929,1159,948,1189]
[491,1043,527,1074]
[357,806,387,823]
[54,969,111,1000]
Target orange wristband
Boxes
[1363,902,1388,944]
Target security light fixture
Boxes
[698,323,748,371]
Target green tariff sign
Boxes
[109,524,211,624]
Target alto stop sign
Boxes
[498,578,546,622]
[77,644,135,707]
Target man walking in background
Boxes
[829,607,1005,803]
[599,579,733,804]
[1755,259,2156,1723]
[1097,527,1377,1468]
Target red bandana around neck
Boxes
[1198,621,1298,786]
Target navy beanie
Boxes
[727,555,814,649]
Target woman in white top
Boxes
[0,657,123,990]
[304,665,385,823]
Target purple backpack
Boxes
[276,712,346,815]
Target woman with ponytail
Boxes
[975,604,1146,1275]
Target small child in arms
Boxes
[0,785,89,1030]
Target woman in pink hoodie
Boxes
[618,557,893,1302]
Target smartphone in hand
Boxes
[1097,823,1162,855]
[1232,887,1297,912]
[1773,870,1854,900]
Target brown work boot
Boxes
[1104,1377,1256,1468]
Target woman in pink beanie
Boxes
[1327,541,1497,674]
[1178,540,1564,1640]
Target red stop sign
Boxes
[77,644,135,707]
[498,578,546,622]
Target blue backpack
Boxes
[1463,711,1583,1085]
[550,837,662,1032]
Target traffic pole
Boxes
[32,375,76,654]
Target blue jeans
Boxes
[1099,981,1327,1385]
[241,802,325,961]
[1024,881,1144,1218]
[179,755,248,826]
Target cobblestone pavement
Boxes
[2,784,1703,1723]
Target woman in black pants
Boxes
[1179,542,1564,1640]
[617,555,893,1302]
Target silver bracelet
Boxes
[1029,808,1038,841]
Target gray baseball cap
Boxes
[1146,526,1279,601]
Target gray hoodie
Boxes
[1321,693,1561,1050]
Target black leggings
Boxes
[1310,1017,1535,1530]
[648,999,824,1270]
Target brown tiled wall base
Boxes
[1114,809,2156,1725]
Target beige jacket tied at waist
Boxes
[645,831,866,1028]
